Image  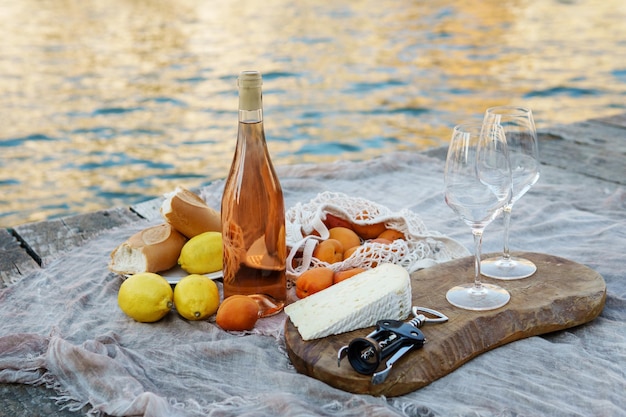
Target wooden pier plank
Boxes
[9,207,141,268]
[426,117,626,185]
[537,134,624,185]
[538,114,626,184]
[542,119,626,152]
[0,229,39,289]
[129,196,164,221]
[591,113,626,128]
[0,383,91,417]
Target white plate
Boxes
[123,266,223,285]
[161,265,223,284]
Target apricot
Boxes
[333,267,366,284]
[349,209,386,239]
[354,222,386,239]
[351,214,386,239]
[323,213,354,231]
[343,245,360,259]
[328,227,361,254]
[216,295,259,331]
[312,239,344,264]
[377,228,406,242]
[296,267,334,298]
[370,237,392,245]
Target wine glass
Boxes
[444,122,512,311]
[480,106,541,280]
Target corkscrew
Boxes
[337,306,448,385]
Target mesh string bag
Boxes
[285,191,469,279]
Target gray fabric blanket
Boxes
[0,152,624,416]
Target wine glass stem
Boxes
[472,228,485,291]
[502,204,513,261]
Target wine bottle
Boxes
[221,71,287,303]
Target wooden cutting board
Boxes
[284,252,606,397]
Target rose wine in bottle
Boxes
[221,71,287,303]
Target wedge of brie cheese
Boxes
[285,263,412,341]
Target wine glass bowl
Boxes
[480,106,541,280]
[444,123,512,311]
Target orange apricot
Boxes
[354,222,386,240]
[350,209,387,239]
[343,245,360,260]
[377,228,406,242]
[370,237,392,245]
[296,267,334,298]
[328,227,361,254]
[312,239,344,264]
[216,295,259,331]
[323,213,354,231]
[352,221,387,240]
[333,267,366,284]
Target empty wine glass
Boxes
[444,122,512,311]
[480,106,541,280]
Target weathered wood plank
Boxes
[422,146,447,161]
[0,229,39,288]
[542,119,626,153]
[424,126,625,185]
[11,207,141,266]
[591,112,626,128]
[130,196,164,221]
[0,383,90,417]
[537,133,625,185]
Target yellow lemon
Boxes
[118,272,173,322]
[174,274,220,320]
[178,231,223,274]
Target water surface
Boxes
[1,0,625,226]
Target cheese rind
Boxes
[285,263,412,341]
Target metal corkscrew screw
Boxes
[337,306,448,385]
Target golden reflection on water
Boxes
[0,0,625,226]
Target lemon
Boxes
[178,231,223,274]
[174,274,220,320]
[118,272,173,322]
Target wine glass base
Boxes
[446,283,510,311]
[481,256,537,280]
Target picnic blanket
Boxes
[0,151,624,416]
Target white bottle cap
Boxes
[238,71,263,111]
[238,70,263,88]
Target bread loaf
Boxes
[109,223,187,275]
[161,186,221,238]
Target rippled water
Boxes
[1,0,625,227]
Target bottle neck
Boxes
[239,108,263,124]
[238,85,263,123]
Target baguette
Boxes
[109,223,187,275]
[161,186,221,238]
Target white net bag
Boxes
[285,191,469,279]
